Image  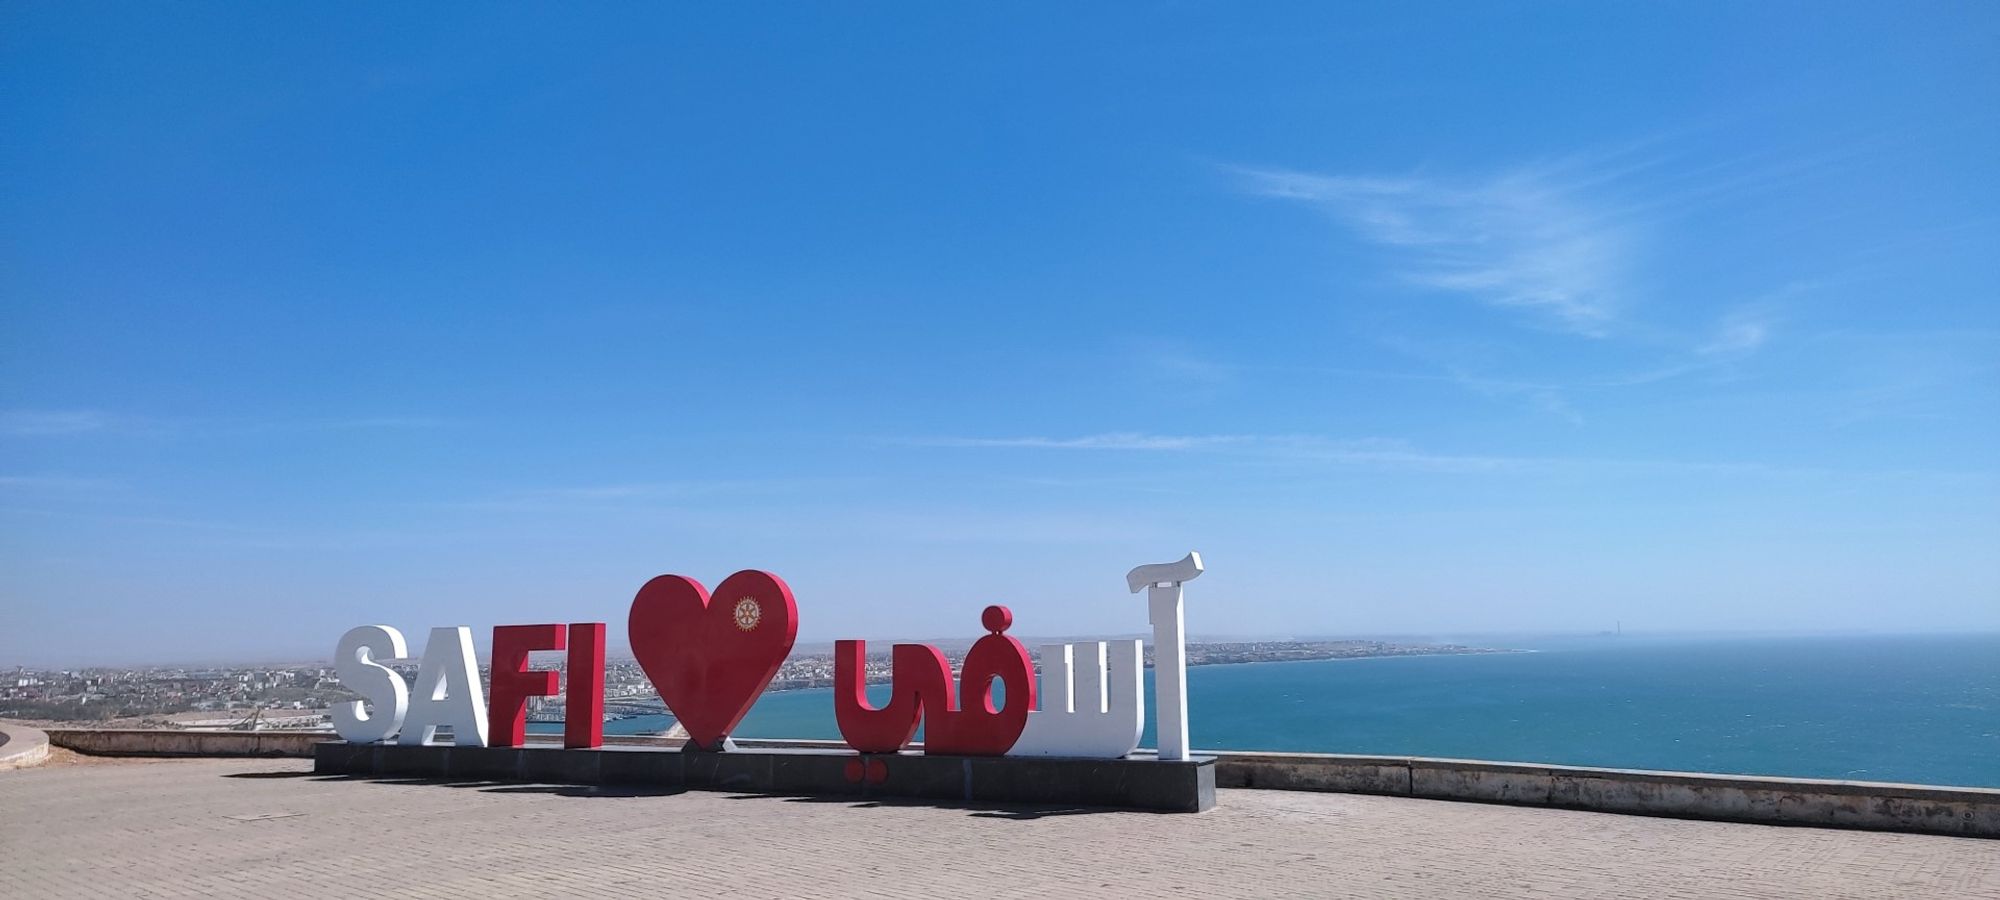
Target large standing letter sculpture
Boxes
[1127,552,1202,761]
[833,642,946,752]
[401,626,490,747]
[331,625,409,743]
[565,622,606,749]
[628,570,798,751]
[487,622,608,749]
[834,606,1036,755]
[1008,639,1144,758]
[487,624,566,748]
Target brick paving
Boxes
[1,757,1994,899]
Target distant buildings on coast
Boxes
[3,638,1511,729]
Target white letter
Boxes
[1010,640,1144,758]
[331,625,408,743]
[1128,552,1201,761]
[401,626,489,747]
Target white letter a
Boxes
[400,626,489,747]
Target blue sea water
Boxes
[536,634,2000,788]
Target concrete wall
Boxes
[41,729,696,758]
[0,722,51,771]
[1215,750,2000,838]
[46,728,326,758]
[35,730,1996,838]
[438,738,2000,837]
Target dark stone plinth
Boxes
[313,741,1215,812]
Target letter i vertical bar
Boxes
[565,622,606,749]
[1149,583,1191,761]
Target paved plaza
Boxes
[2,756,1994,898]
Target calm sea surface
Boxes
[535,634,1999,788]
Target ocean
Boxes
[534,633,2000,788]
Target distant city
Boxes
[2,639,1510,730]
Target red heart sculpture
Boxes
[628,570,798,751]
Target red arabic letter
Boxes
[564,622,606,749]
[834,640,954,753]
[488,624,566,748]
[925,605,1034,756]
[891,643,955,728]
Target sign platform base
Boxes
[313,741,1216,813]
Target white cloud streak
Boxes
[0,409,453,439]
[914,433,1251,451]
[0,475,115,491]
[0,410,116,436]
[1699,309,1775,357]
[916,432,1990,482]
[1233,167,1629,336]
[1223,148,1848,421]
[918,433,1512,471]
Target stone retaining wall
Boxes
[42,729,694,758]
[0,722,51,771]
[46,728,325,758]
[33,730,1996,837]
[1217,750,1999,838]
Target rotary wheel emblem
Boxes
[732,597,762,631]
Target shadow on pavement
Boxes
[718,791,1139,819]
[222,769,684,798]
[481,783,685,798]
[223,770,1138,810]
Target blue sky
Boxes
[3,4,1996,665]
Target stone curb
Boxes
[0,721,51,771]
[1213,749,2000,838]
[33,729,1998,837]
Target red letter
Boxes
[834,641,952,753]
[488,624,565,748]
[926,606,1034,755]
[834,606,1035,757]
[565,622,606,749]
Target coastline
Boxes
[569,646,1532,718]
[517,634,2000,789]
[541,647,1534,726]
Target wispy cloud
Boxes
[1582,302,1785,389]
[0,475,116,491]
[1223,144,1851,419]
[428,477,877,513]
[916,432,1991,482]
[923,433,1519,472]
[912,433,1250,451]
[1699,308,1775,357]
[1113,336,1238,399]
[832,509,1166,545]
[1806,329,2000,427]
[0,505,250,531]
[919,432,1516,469]
[1233,166,1628,336]
[234,416,455,434]
[0,410,118,436]
[0,409,453,439]
[1364,283,1795,418]
[517,480,816,501]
